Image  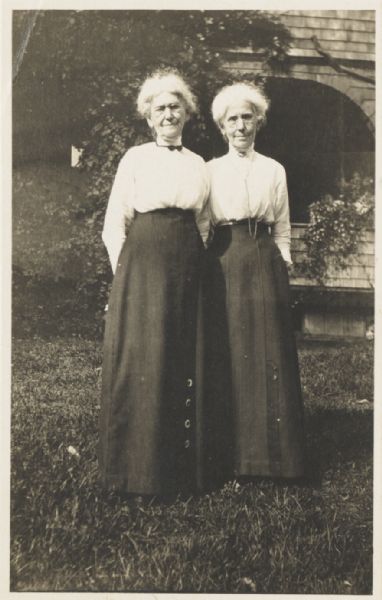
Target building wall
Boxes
[281,10,375,129]
[224,10,375,129]
[279,10,375,62]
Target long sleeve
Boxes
[273,165,292,265]
[102,151,135,273]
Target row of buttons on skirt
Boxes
[185,378,193,448]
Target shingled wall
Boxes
[280,10,375,62]
[225,10,375,128]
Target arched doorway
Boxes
[202,77,375,223]
[259,78,375,222]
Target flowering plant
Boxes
[299,173,374,282]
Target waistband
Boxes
[134,207,194,218]
[216,218,271,236]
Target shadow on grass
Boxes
[304,406,373,485]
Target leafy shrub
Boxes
[300,173,374,282]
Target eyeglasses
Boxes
[224,113,257,128]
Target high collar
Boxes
[228,145,256,160]
[156,135,182,147]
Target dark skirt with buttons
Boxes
[99,208,204,496]
[202,221,305,485]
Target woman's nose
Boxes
[236,118,245,130]
[164,107,173,119]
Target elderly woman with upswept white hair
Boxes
[100,70,210,498]
[203,82,306,488]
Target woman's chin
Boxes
[159,127,181,141]
[233,143,252,152]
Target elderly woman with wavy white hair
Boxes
[99,70,209,497]
[203,82,305,486]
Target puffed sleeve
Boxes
[273,164,292,266]
[194,159,211,246]
[102,150,136,273]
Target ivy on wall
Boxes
[298,173,374,283]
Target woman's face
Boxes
[147,91,188,143]
[220,100,258,152]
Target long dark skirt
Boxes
[99,208,204,496]
[202,221,305,485]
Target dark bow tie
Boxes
[156,144,183,151]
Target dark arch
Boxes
[202,77,375,223]
[258,77,375,222]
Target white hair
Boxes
[211,82,270,129]
[137,70,197,119]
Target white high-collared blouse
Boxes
[207,147,292,264]
[102,141,210,272]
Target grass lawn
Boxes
[11,336,373,593]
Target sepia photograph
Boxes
[3,2,378,596]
